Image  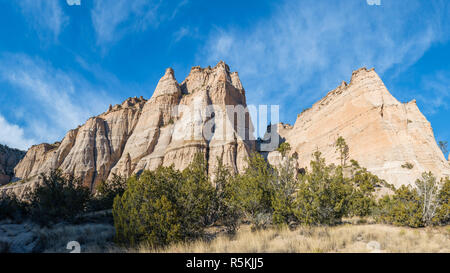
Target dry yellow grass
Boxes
[136,224,450,253]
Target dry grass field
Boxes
[2,218,449,253]
[136,224,450,253]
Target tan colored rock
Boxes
[0,144,25,185]
[110,61,254,179]
[6,64,447,197]
[13,97,146,190]
[8,62,255,194]
[267,68,450,188]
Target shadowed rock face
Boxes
[10,62,255,192]
[0,145,25,185]
[265,68,450,188]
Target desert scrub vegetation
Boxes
[0,192,28,221]
[112,138,450,250]
[137,224,450,253]
[113,153,219,247]
[401,162,414,169]
[25,170,91,225]
[376,174,450,227]
[276,142,292,157]
[89,174,127,211]
[1,137,449,252]
[0,169,123,226]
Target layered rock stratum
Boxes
[9,61,254,193]
[0,144,25,185]
[265,68,450,188]
[1,64,449,196]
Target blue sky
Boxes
[0,0,448,159]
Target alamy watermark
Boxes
[67,241,81,253]
[66,0,81,6]
[169,104,280,152]
[367,0,381,6]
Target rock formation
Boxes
[265,68,450,188]
[0,144,25,185]
[9,61,254,193]
[3,64,449,196]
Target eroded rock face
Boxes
[110,62,254,180]
[5,65,448,196]
[9,62,254,193]
[0,145,25,185]
[266,68,450,188]
[12,97,146,191]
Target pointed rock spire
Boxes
[215,60,230,72]
[150,67,181,100]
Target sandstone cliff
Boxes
[4,65,449,195]
[10,62,254,192]
[0,144,25,185]
[265,68,450,188]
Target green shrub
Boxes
[294,151,353,226]
[376,185,423,227]
[347,160,379,217]
[276,142,291,157]
[335,136,349,167]
[179,153,216,237]
[113,168,182,247]
[415,172,440,225]
[401,162,414,169]
[89,174,126,211]
[210,157,240,233]
[227,153,275,229]
[0,192,27,221]
[434,177,449,225]
[113,153,215,247]
[271,155,299,226]
[27,170,91,225]
[375,173,449,227]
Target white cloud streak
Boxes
[17,0,68,40]
[0,53,115,148]
[173,27,191,43]
[200,0,450,123]
[416,72,450,115]
[91,0,161,45]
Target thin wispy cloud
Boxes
[200,0,450,123]
[1,0,448,150]
[17,0,68,41]
[169,0,189,20]
[172,26,199,44]
[0,53,115,147]
[173,27,190,43]
[0,115,36,150]
[416,71,450,115]
[91,0,161,45]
